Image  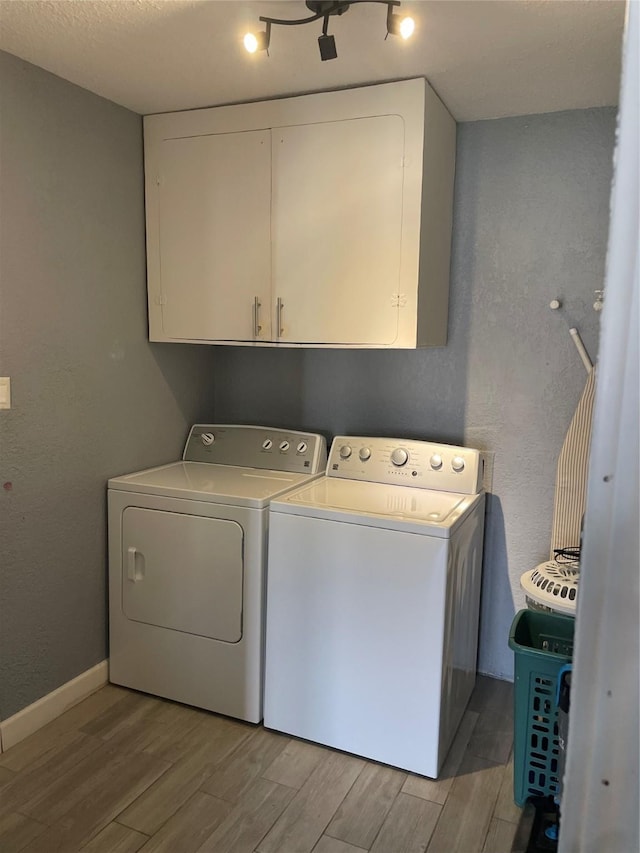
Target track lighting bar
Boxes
[243,1,415,61]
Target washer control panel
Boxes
[327,436,483,495]
[184,425,327,474]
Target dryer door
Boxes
[121,507,243,642]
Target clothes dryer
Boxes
[108,424,326,723]
[264,435,485,777]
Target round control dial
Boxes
[452,455,465,472]
[391,448,409,467]
[279,441,290,452]
[262,439,273,450]
[296,441,308,454]
[359,447,371,461]
[201,433,214,446]
[430,454,443,470]
[339,445,352,460]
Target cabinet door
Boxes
[157,130,271,341]
[272,116,404,345]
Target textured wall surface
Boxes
[212,107,616,678]
[0,52,216,719]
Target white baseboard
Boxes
[0,660,109,752]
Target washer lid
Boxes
[270,477,482,537]
[108,461,318,508]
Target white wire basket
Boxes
[520,560,579,616]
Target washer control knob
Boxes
[391,448,409,467]
[359,447,371,461]
[452,455,465,472]
[279,440,290,452]
[296,441,308,454]
[339,445,352,460]
[262,439,273,450]
[201,433,215,446]
[430,453,443,470]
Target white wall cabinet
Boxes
[272,115,404,346]
[155,130,272,341]
[144,78,456,348]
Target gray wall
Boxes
[212,107,616,678]
[0,55,616,719]
[0,52,216,719]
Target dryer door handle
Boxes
[127,546,145,582]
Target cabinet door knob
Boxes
[253,296,262,337]
[276,297,284,338]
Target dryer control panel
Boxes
[327,436,483,495]
[184,425,327,474]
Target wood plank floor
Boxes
[0,677,521,853]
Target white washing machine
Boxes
[264,435,485,777]
[108,424,326,723]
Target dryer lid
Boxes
[108,461,317,508]
[270,477,482,535]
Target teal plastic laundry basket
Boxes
[508,609,575,807]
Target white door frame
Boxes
[559,3,639,851]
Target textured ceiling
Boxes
[0,0,625,121]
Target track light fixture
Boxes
[318,14,338,61]
[243,21,271,54]
[243,1,415,62]
[386,3,415,39]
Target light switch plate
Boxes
[0,377,11,409]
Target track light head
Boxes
[318,32,338,60]
[318,13,338,61]
[243,21,271,54]
[386,4,415,39]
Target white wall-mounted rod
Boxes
[570,327,593,373]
